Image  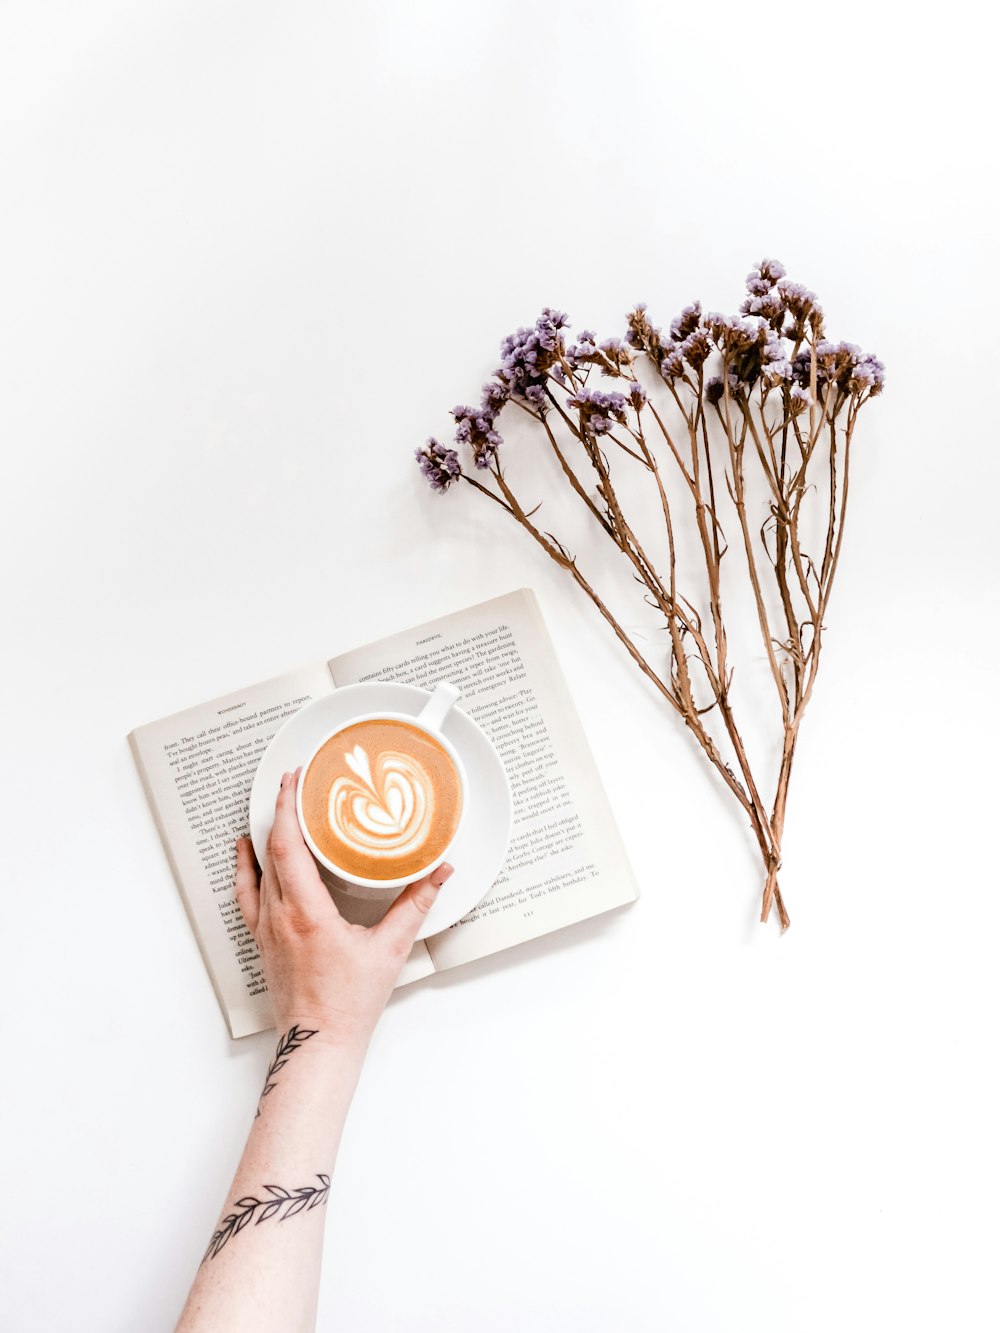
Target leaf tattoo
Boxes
[202,1174,331,1262]
[255,1024,318,1118]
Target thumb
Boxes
[378,863,454,952]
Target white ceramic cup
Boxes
[295,681,466,891]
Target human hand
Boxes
[235,768,453,1051]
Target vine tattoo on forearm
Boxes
[255,1024,318,1118]
[202,1176,331,1262]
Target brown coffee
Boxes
[301,718,462,881]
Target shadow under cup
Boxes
[296,711,466,897]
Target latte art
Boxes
[329,745,432,860]
[300,717,463,882]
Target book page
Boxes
[129,666,338,1038]
[329,589,638,972]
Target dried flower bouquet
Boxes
[417,260,883,927]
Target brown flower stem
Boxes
[772,883,790,930]
[733,394,782,503]
[632,425,736,735]
[636,433,717,689]
[539,391,694,658]
[566,406,688,635]
[732,387,819,924]
[647,388,793,922]
[770,400,806,713]
[779,406,828,624]
[697,391,725,570]
[745,395,812,708]
[541,383,718,733]
[633,385,784,885]
[761,861,787,927]
[820,416,839,587]
[486,467,773,837]
[682,395,781,857]
[762,398,855,926]
[807,417,854,689]
[514,396,613,538]
[488,470,671,697]
[763,731,797,915]
[473,458,790,928]
[646,400,696,488]
[594,419,651,467]
[721,383,791,726]
[461,472,517,513]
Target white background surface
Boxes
[2,3,997,1330]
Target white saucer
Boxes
[248,682,513,940]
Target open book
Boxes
[130,589,638,1037]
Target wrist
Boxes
[271,1010,374,1062]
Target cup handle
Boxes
[418,680,460,733]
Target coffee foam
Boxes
[329,744,432,860]
[301,718,462,881]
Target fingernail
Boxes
[433,862,454,887]
[280,771,291,788]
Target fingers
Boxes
[377,862,453,953]
[234,837,261,936]
[267,769,340,920]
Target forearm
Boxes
[174,799,451,1332]
[176,1025,368,1333]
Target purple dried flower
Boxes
[598,336,631,374]
[497,308,569,406]
[626,305,665,359]
[535,307,569,351]
[791,348,814,389]
[680,326,713,371]
[415,438,461,492]
[659,346,687,381]
[453,402,502,469]
[705,313,771,389]
[628,381,648,411]
[849,351,885,395]
[789,339,884,398]
[707,312,765,348]
[706,370,740,406]
[567,386,629,436]
[761,334,793,385]
[758,258,786,285]
[776,279,816,312]
[670,301,702,342]
[820,341,863,393]
[704,311,726,338]
[566,329,598,369]
[776,278,823,337]
[481,380,510,413]
[741,260,792,329]
[741,288,785,321]
[566,330,631,376]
